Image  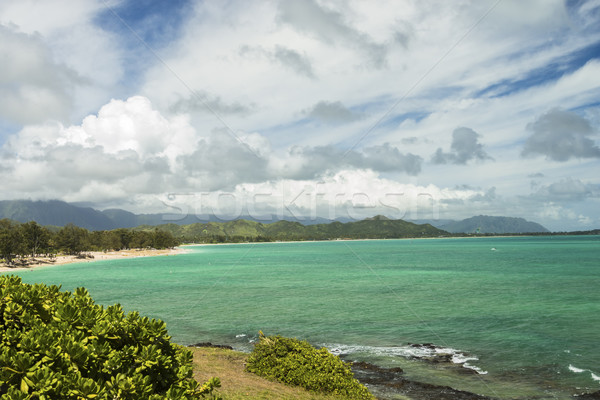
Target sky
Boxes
[1,0,599,231]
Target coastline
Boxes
[0,247,188,273]
[183,234,544,246]
[5,238,598,399]
[189,346,495,400]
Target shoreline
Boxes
[0,247,188,273]
[192,341,600,400]
[184,234,562,246]
[189,345,493,400]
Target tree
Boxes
[0,219,25,265]
[20,221,50,257]
[56,223,90,255]
[130,231,153,249]
[91,230,121,251]
[151,229,179,249]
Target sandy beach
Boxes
[0,247,188,273]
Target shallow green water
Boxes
[7,236,600,399]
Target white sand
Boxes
[0,247,188,272]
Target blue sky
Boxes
[476,40,600,98]
[1,0,599,231]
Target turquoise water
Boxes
[6,236,600,399]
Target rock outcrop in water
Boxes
[189,342,234,350]
[406,343,483,374]
[575,390,600,399]
[349,361,492,400]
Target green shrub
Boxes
[245,332,373,399]
[0,275,220,400]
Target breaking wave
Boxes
[568,364,600,383]
[324,343,488,375]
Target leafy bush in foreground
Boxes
[0,275,220,399]
[245,332,373,399]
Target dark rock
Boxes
[575,390,600,399]
[406,342,482,375]
[189,342,233,350]
[350,361,405,389]
[400,380,493,400]
[427,353,453,363]
[347,358,493,400]
[352,361,404,375]
[455,366,480,375]
[410,342,437,349]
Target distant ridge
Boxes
[0,200,343,230]
[0,200,549,235]
[144,215,448,242]
[0,200,114,230]
[0,200,448,239]
[439,215,549,234]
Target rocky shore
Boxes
[346,350,600,400]
[191,341,494,399]
[349,361,492,400]
[190,341,600,400]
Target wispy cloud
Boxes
[303,101,363,124]
[240,45,316,79]
[0,0,599,230]
[276,0,389,69]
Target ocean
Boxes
[6,235,600,399]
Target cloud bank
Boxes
[522,108,600,161]
[0,0,599,231]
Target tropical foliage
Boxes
[0,220,179,264]
[246,332,373,399]
[0,275,220,399]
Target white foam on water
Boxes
[451,353,478,364]
[324,343,488,375]
[235,333,247,338]
[569,364,586,373]
[569,364,600,382]
[451,353,488,375]
[326,343,446,359]
[568,365,600,383]
[464,362,488,375]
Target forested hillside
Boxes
[139,215,448,243]
[440,215,549,234]
[2,200,552,235]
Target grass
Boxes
[191,347,359,400]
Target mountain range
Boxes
[152,214,448,242]
[439,215,549,234]
[0,200,550,234]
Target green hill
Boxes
[0,200,343,230]
[440,215,549,234]
[2,200,555,238]
[139,215,448,243]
